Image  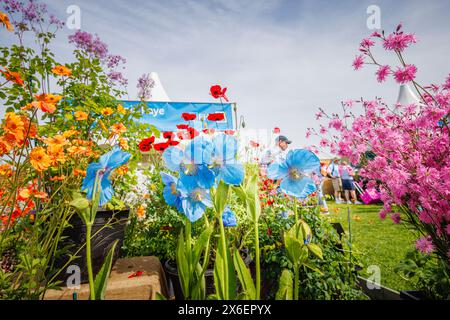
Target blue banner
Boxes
[121,101,235,132]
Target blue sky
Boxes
[2,0,450,153]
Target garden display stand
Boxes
[44,256,169,300]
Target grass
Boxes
[325,203,418,292]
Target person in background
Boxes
[260,135,292,175]
[339,160,361,204]
[327,158,343,203]
[318,162,330,214]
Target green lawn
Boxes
[325,203,418,292]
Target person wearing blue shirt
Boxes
[326,158,343,204]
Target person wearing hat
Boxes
[260,135,292,168]
[326,158,343,204]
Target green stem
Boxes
[254,218,261,300]
[294,263,299,300]
[218,215,229,299]
[294,198,298,221]
[85,222,95,300]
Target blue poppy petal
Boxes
[213,134,239,162]
[161,172,177,186]
[99,176,114,206]
[163,185,178,206]
[81,162,104,198]
[185,136,213,165]
[201,191,213,208]
[280,177,317,199]
[286,149,320,174]
[178,173,200,195]
[196,165,216,189]
[101,146,131,172]
[221,163,244,186]
[267,162,289,180]
[181,199,205,223]
[222,206,237,227]
[162,147,184,172]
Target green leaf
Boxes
[176,229,190,298]
[93,240,118,300]
[214,181,229,216]
[233,249,256,300]
[307,243,323,260]
[245,174,261,222]
[155,292,167,300]
[275,269,293,300]
[69,198,89,211]
[214,237,237,300]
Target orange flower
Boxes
[0,67,24,86]
[0,11,13,31]
[98,119,108,132]
[47,149,66,166]
[33,191,48,199]
[31,100,56,114]
[116,165,129,175]
[63,129,79,138]
[119,137,129,150]
[21,116,38,138]
[136,206,146,219]
[111,123,127,135]
[117,104,126,115]
[36,93,62,104]
[18,188,32,201]
[30,147,51,172]
[74,111,88,121]
[50,175,66,181]
[73,168,86,177]
[101,107,114,117]
[45,135,68,154]
[3,112,25,143]
[0,135,14,156]
[67,145,86,156]
[52,65,72,77]
[0,164,12,177]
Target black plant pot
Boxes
[163,249,252,300]
[55,208,129,284]
[400,290,426,300]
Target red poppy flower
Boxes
[224,130,235,135]
[177,124,189,130]
[182,113,196,121]
[207,113,225,122]
[177,131,187,140]
[210,85,229,102]
[153,142,169,152]
[188,127,199,139]
[168,140,180,147]
[203,128,215,135]
[139,137,155,152]
[163,131,174,140]
[273,127,280,134]
[250,140,260,148]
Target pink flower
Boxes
[273,127,280,134]
[344,100,355,107]
[319,138,329,147]
[415,236,435,254]
[360,38,375,48]
[319,125,327,134]
[370,31,382,38]
[376,65,391,83]
[443,74,450,90]
[383,33,417,52]
[329,118,344,131]
[391,213,401,224]
[352,55,364,70]
[393,64,417,84]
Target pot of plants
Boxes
[54,208,130,284]
[163,248,252,300]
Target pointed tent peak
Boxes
[148,72,171,102]
[397,83,420,105]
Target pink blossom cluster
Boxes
[310,24,450,262]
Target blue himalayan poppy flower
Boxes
[210,134,244,185]
[163,136,216,189]
[177,174,213,223]
[161,172,183,213]
[304,234,311,245]
[279,211,289,219]
[267,149,319,199]
[222,206,238,227]
[82,146,131,206]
